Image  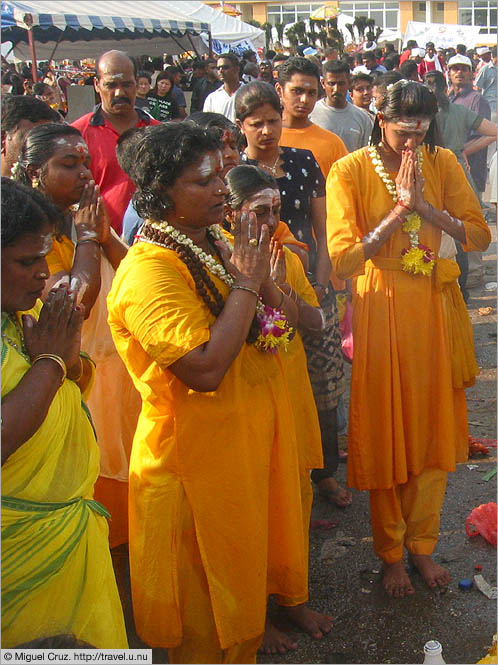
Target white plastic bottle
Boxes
[423,640,446,664]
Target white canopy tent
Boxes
[1,1,212,61]
[168,1,265,52]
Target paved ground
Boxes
[115,221,497,665]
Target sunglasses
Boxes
[216,65,234,71]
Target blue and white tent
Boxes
[1,0,212,60]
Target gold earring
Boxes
[32,177,40,188]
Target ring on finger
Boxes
[249,238,258,247]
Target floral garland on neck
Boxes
[367,144,435,276]
[139,220,292,353]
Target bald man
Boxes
[72,50,160,234]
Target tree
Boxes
[262,22,273,50]
[345,23,355,42]
[294,20,307,43]
[285,25,299,48]
[275,22,285,43]
[353,15,368,40]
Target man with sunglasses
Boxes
[203,53,241,121]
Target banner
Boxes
[403,21,482,49]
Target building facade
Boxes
[203,1,497,36]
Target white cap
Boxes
[363,40,377,52]
[447,54,472,69]
[303,46,318,56]
[476,46,491,56]
[411,47,426,58]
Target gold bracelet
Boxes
[32,353,67,385]
[68,357,83,382]
[231,284,259,298]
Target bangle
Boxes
[231,284,259,298]
[32,353,67,385]
[77,237,100,247]
[68,357,83,382]
[276,288,285,309]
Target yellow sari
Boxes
[1,304,127,648]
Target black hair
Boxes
[225,165,277,211]
[165,65,181,77]
[136,70,152,83]
[192,60,207,71]
[277,56,320,86]
[322,60,350,77]
[1,177,63,247]
[370,80,439,151]
[13,123,83,188]
[399,60,419,79]
[406,40,418,49]
[362,51,377,61]
[151,71,174,97]
[426,42,435,49]
[350,72,373,89]
[188,112,243,151]
[456,44,466,54]
[1,95,60,134]
[265,49,277,61]
[424,70,449,110]
[95,50,136,79]
[217,53,240,68]
[234,80,281,122]
[372,70,402,87]
[242,50,257,62]
[383,54,400,71]
[272,54,288,67]
[132,122,222,220]
[32,82,50,96]
[116,126,149,181]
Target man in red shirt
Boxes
[72,50,160,234]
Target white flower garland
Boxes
[141,219,235,287]
[367,144,435,275]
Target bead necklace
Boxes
[367,144,435,276]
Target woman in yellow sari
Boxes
[107,123,307,663]
[1,178,127,648]
[326,80,491,598]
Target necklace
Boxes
[1,313,31,363]
[138,220,292,353]
[368,145,435,276]
[256,150,281,176]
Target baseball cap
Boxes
[476,46,491,56]
[447,54,472,68]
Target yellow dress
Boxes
[46,234,140,548]
[1,305,127,648]
[326,146,491,491]
[107,241,307,650]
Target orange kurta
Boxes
[326,146,490,491]
[46,234,140,547]
[107,241,307,649]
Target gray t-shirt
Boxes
[310,99,373,153]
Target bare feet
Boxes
[409,554,451,589]
[317,478,352,508]
[259,621,297,654]
[283,603,333,639]
[382,561,415,598]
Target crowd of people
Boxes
[1,35,496,663]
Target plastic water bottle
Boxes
[423,640,446,664]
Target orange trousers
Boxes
[168,496,263,664]
[277,471,312,607]
[369,468,447,564]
